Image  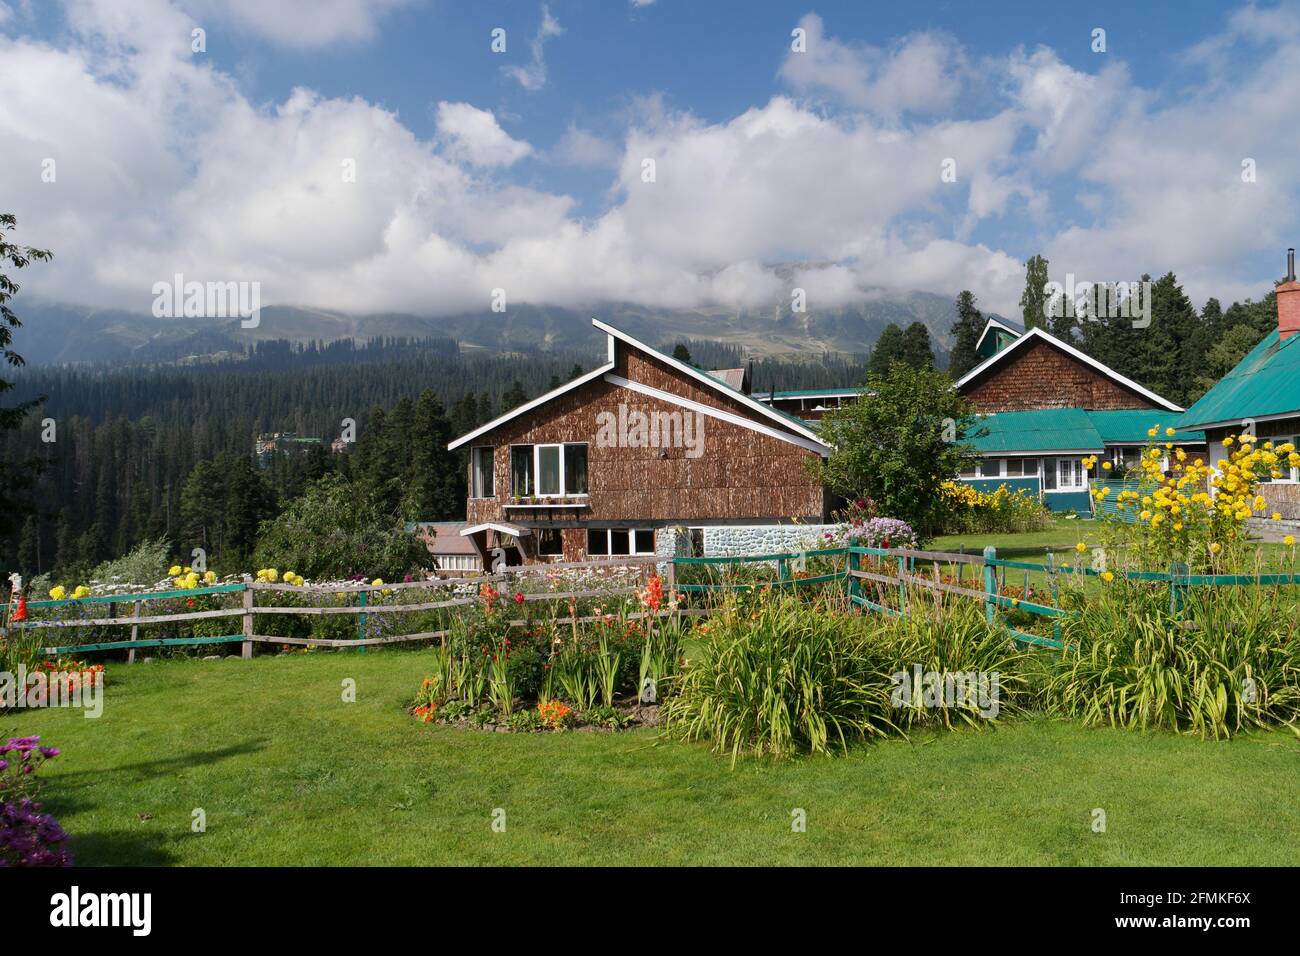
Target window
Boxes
[1042,457,1057,491]
[978,458,1002,478]
[1004,458,1025,477]
[511,445,533,496]
[470,447,494,498]
[564,443,588,495]
[587,528,655,556]
[958,462,978,479]
[537,445,562,495]
[510,443,589,497]
[538,528,563,556]
[1057,458,1085,490]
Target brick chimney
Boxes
[1280,247,1300,341]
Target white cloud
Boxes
[779,13,966,118]
[4,1,1300,326]
[181,0,414,47]
[550,124,620,169]
[436,102,532,167]
[504,3,563,92]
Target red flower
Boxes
[514,591,525,604]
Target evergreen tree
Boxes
[403,389,462,521]
[867,324,907,376]
[1020,254,1051,331]
[947,291,984,379]
[671,343,692,363]
[501,380,527,411]
[567,363,585,381]
[898,322,936,369]
[0,214,51,538]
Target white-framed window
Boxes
[470,446,494,498]
[587,527,655,556]
[1041,457,1085,491]
[510,443,589,497]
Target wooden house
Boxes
[447,319,832,567]
[1177,249,1300,520]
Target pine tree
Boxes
[502,381,527,411]
[1020,254,1051,331]
[867,324,907,376]
[948,291,984,379]
[671,343,691,363]
[898,322,936,369]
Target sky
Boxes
[1,0,1299,322]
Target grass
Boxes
[8,650,1300,865]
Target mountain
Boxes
[13,291,976,366]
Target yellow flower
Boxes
[203,570,217,584]
[371,578,384,587]
[1223,437,1234,447]
[1209,542,1221,555]
[265,569,279,582]
[1272,513,1283,521]
[1286,535,1296,547]
[1101,571,1115,582]
[1102,461,1112,470]
[72,585,90,599]
[168,565,183,576]
[1075,542,1087,553]
[49,585,67,600]
[1147,427,1159,438]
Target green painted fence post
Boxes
[1169,562,1189,618]
[983,546,997,626]
[847,548,859,605]
[778,557,787,583]
[357,588,368,653]
[1047,550,1061,647]
[897,553,907,616]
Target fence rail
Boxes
[9,544,1300,659]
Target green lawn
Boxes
[9,651,1300,865]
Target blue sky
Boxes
[2,0,1298,320]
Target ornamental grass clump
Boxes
[663,593,1036,764]
[1046,581,1300,739]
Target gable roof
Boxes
[705,367,747,391]
[955,325,1184,413]
[973,316,1025,355]
[448,319,829,452]
[1178,329,1300,430]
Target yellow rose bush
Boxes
[938,481,1050,535]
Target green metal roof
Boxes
[964,408,1206,454]
[965,408,1104,454]
[1086,409,1204,444]
[1179,329,1300,429]
[764,387,862,399]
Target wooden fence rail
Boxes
[11,545,1300,659]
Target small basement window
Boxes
[538,528,563,557]
[586,528,655,556]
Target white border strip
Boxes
[605,374,830,456]
[448,360,615,450]
[592,318,826,444]
[955,326,1184,412]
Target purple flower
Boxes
[38,748,59,759]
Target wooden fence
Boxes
[8,556,673,659]
[10,546,1299,659]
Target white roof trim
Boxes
[591,318,826,444]
[605,374,830,456]
[447,360,615,450]
[460,522,531,538]
[954,326,1184,413]
[973,316,1024,355]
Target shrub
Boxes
[0,736,73,867]
[938,481,1050,535]
[1045,581,1300,738]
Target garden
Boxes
[4,430,1300,866]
